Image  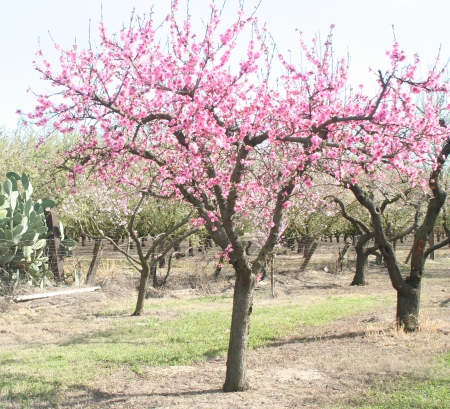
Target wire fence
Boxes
[3,232,449,294]
[62,233,450,285]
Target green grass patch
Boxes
[192,293,231,303]
[0,294,383,405]
[250,295,383,348]
[438,351,450,366]
[351,377,450,409]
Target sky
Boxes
[1,0,450,130]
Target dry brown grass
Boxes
[365,313,449,340]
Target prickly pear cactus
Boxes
[0,172,76,287]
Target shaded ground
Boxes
[1,263,450,408]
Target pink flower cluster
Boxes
[28,1,450,255]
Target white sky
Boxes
[1,0,449,130]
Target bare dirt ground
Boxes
[1,262,450,409]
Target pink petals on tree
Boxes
[28,0,450,253]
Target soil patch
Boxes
[1,267,449,408]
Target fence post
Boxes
[44,209,65,282]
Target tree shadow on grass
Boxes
[265,330,366,348]
[1,371,224,408]
[441,297,450,307]
[0,373,64,408]
[203,347,226,360]
[56,326,144,347]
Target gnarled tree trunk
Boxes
[397,284,421,331]
[351,246,369,286]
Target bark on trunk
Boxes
[223,271,255,392]
[396,284,421,331]
[351,248,369,286]
[428,230,435,260]
[132,265,150,316]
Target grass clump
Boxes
[355,377,450,409]
[340,352,450,409]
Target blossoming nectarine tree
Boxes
[29,1,449,390]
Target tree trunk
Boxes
[161,254,174,287]
[151,263,158,288]
[351,247,369,286]
[132,264,150,316]
[404,246,413,264]
[158,243,166,267]
[428,230,435,260]
[287,237,295,251]
[188,239,194,257]
[299,241,317,272]
[337,242,350,273]
[376,251,385,266]
[214,255,226,278]
[396,284,421,331]
[260,259,268,281]
[85,239,103,285]
[270,255,275,298]
[223,271,255,392]
[303,236,314,258]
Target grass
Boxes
[337,352,450,409]
[0,294,383,405]
[354,377,450,409]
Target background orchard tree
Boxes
[0,126,72,202]
[427,170,450,250]
[282,38,450,329]
[329,182,420,286]
[340,126,450,330]
[282,189,353,273]
[59,173,198,315]
[28,0,450,391]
